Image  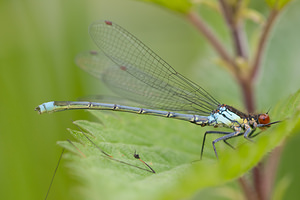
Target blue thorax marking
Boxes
[208,105,242,126]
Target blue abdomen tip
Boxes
[35,101,55,114]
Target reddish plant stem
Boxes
[188,6,282,200]
[232,22,248,58]
[239,78,255,114]
[218,0,248,58]
[262,145,284,200]
[252,145,284,200]
[238,176,258,200]
[251,9,279,81]
[253,163,264,200]
[218,0,253,112]
[187,11,236,71]
[216,3,281,200]
[249,9,280,200]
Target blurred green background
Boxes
[1,0,300,199]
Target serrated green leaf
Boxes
[59,89,300,200]
[266,0,293,10]
[137,0,193,13]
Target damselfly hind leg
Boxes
[201,131,241,159]
[223,139,236,150]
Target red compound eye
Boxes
[258,114,270,124]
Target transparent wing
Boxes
[76,20,220,115]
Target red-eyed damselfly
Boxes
[36,20,280,161]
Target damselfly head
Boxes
[258,113,270,125]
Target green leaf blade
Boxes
[59,89,300,200]
[266,0,294,10]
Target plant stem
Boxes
[239,77,255,113]
[249,10,280,199]
[252,145,284,200]
[251,9,279,81]
[262,145,284,199]
[218,0,254,112]
[253,163,264,200]
[187,11,236,71]
[188,5,282,200]
[238,176,258,200]
[215,3,281,200]
[218,0,248,58]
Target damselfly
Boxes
[35,20,279,160]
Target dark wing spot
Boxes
[120,66,127,71]
[90,51,98,55]
[104,20,113,25]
